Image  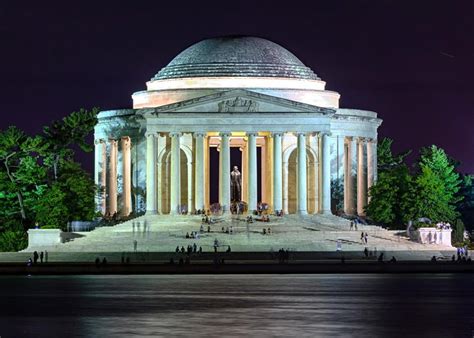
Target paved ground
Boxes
[1,213,453,262]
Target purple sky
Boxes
[0,1,473,174]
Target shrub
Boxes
[0,230,28,252]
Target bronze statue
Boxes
[230,165,242,202]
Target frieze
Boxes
[217,97,258,112]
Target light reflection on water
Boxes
[1,274,473,337]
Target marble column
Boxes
[283,160,289,215]
[366,139,374,202]
[373,139,378,183]
[336,135,345,213]
[187,160,193,214]
[145,133,157,215]
[108,139,118,215]
[321,133,332,214]
[170,132,181,215]
[344,138,357,215]
[219,132,231,213]
[100,140,107,214]
[272,133,283,212]
[94,139,101,189]
[240,143,248,203]
[156,133,164,214]
[194,133,205,211]
[297,133,307,215]
[94,139,106,214]
[357,138,367,216]
[247,132,258,212]
[121,136,132,216]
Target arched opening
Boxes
[160,147,192,214]
[286,147,317,214]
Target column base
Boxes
[320,210,332,215]
[146,210,157,215]
[298,210,308,215]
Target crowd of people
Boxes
[436,222,451,230]
[27,250,48,266]
[277,248,290,263]
[175,243,203,255]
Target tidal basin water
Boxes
[1,274,474,337]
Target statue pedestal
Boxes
[414,227,452,246]
[27,229,63,249]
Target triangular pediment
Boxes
[149,89,334,114]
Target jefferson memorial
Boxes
[94,36,382,217]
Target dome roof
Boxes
[152,36,319,81]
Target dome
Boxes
[152,36,320,81]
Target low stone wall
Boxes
[27,229,63,249]
[413,227,452,246]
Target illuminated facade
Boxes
[94,36,382,216]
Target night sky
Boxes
[0,1,473,174]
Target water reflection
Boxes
[0,274,473,337]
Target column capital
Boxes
[219,132,231,138]
[270,132,283,138]
[95,139,105,145]
[145,131,157,138]
[356,137,368,144]
[318,131,332,138]
[108,138,118,144]
[193,132,206,138]
[121,136,131,141]
[169,132,182,138]
[346,136,356,143]
[246,132,258,137]
[366,138,377,144]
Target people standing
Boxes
[40,251,44,264]
[45,250,48,263]
[350,221,354,230]
[33,251,39,264]
[133,240,138,252]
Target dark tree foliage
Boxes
[367,139,468,232]
[0,109,98,251]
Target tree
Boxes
[366,138,412,227]
[34,183,68,230]
[43,108,98,180]
[452,219,466,245]
[0,127,47,227]
[418,145,462,205]
[411,145,463,222]
[56,160,96,222]
[457,175,474,230]
[377,138,411,169]
[403,166,457,223]
[366,164,411,225]
[0,108,98,251]
[0,230,28,252]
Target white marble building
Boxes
[94,36,382,217]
